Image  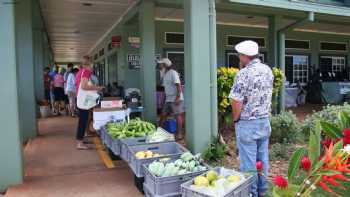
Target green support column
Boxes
[16,0,37,141]
[209,0,218,139]
[184,0,212,153]
[118,27,127,85]
[268,16,279,66]
[276,12,313,113]
[268,15,283,113]
[33,29,45,101]
[346,40,350,73]
[105,57,109,85]
[278,31,286,112]
[139,0,157,123]
[310,38,319,71]
[0,1,24,191]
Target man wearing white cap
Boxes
[158,58,185,140]
[229,40,274,197]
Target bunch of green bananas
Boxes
[106,118,156,139]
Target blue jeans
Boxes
[235,118,271,197]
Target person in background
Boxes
[66,68,79,117]
[48,66,58,109]
[111,82,124,98]
[64,63,73,83]
[44,67,51,102]
[158,58,185,141]
[64,63,73,95]
[229,40,274,197]
[90,73,99,85]
[75,57,103,150]
[48,65,58,80]
[64,63,74,114]
[52,68,66,115]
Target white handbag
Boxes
[77,70,100,110]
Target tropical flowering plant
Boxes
[272,67,284,97]
[272,111,350,197]
[217,66,284,115]
[217,67,240,113]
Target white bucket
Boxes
[39,106,51,118]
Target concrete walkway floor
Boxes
[5,117,143,197]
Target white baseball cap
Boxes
[235,40,259,56]
[157,58,172,67]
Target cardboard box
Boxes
[101,97,123,109]
[93,107,127,130]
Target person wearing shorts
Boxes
[66,68,79,117]
[158,58,185,140]
[53,68,65,115]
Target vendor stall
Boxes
[284,87,306,108]
[321,82,350,104]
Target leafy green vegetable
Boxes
[148,152,207,177]
[106,118,156,139]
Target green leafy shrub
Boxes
[301,103,350,138]
[202,138,228,165]
[269,141,289,161]
[270,111,302,143]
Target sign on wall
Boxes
[128,37,140,48]
[112,36,122,48]
[127,54,140,69]
[127,54,162,70]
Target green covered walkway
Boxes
[3,0,350,194]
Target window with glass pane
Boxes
[166,51,185,82]
[320,56,346,73]
[226,51,265,68]
[285,55,309,85]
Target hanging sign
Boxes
[128,36,140,49]
[111,36,122,48]
[127,54,140,69]
[127,54,162,69]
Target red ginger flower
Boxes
[322,176,343,188]
[272,176,288,188]
[318,180,338,196]
[322,138,333,148]
[343,137,350,146]
[331,174,349,182]
[342,128,350,138]
[256,160,263,172]
[301,156,312,171]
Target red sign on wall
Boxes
[111,36,122,48]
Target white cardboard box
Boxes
[101,97,123,108]
[93,107,128,130]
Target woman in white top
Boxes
[66,68,79,117]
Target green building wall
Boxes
[92,19,350,90]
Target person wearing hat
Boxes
[229,40,274,197]
[158,58,185,140]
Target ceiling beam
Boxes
[87,0,141,54]
[228,0,350,17]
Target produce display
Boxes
[147,127,175,143]
[148,152,207,177]
[106,118,156,139]
[135,150,162,159]
[188,168,246,197]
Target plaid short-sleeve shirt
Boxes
[229,59,274,120]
